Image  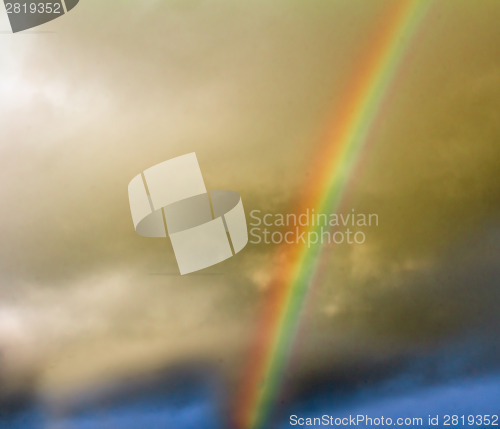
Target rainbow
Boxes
[233,1,432,428]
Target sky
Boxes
[0,0,499,427]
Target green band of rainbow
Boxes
[234,2,432,428]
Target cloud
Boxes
[0,0,499,423]
[280,372,500,429]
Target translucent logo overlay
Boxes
[128,153,248,275]
[4,0,79,33]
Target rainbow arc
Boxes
[233,2,432,428]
